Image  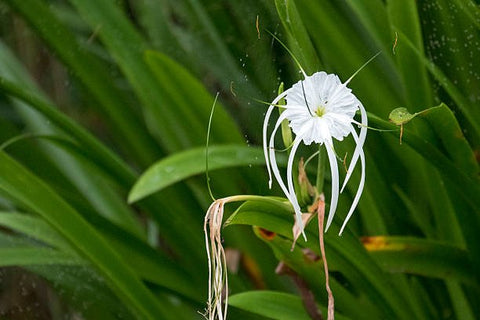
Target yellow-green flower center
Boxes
[315,106,326,117]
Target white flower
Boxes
[263,71,367,236]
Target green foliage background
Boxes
[0,0,479,319]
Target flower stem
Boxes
[206,93,220,201]
[317,195,334,320]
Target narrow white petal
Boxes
[263,90,289,188]
[340,123,359,193]
[286,137,305,233]
[268,113,291,199]
[269,114,306,240]
[340,99,368,193]
[339,129,366,235]
[324,139,340,232]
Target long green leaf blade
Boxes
[229,291,316,320]
[0,151,168,319]
[363,236,475,284]
[129,145,286,203]
[0,212,73,252]
[3,0,161,165]
[0,247,84,266]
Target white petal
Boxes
[339,128,366,235]
[340,99,367,193]
[268,112,292,200]
[269,114,307,239]
[263,90,289,188]
[286,137,305,234]
[324,138,340,232]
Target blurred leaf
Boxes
[446,280,476,320]
[67,0,240,152]
[0,211,74,252]
[387,0,433,109]
[102,227,201,300]
[3,0,162,165]
[129,145,286,203]
[227,200,418,319]
[229,291,316,320]
[0,75,136,188]
[397,30,480,142]
[274,0,320,73]
[144,50,243,145]
[344,0,391,51]
[0,151,169,319]
[294,0,403,113]
[0,56,209,261]
[252,227,381,320]
[0,44,147,237]
[0,247,84,266]
[422,104,479,179]
[0,209,197,301]
[368,111,480,209]
[29,265,135,320]
[363,236,475,284]
[370,111,480,279]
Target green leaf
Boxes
[67,0,241,152]
[0,209,199,300]
[0,76,136,188]
[368,111,480,210]
[29,265,135,319]
[369,111,480,278]
[227,200,418,319]
[251,228,381,320]
[422,104,479,179]
[344,0,391,50]
[294,0,403,113]
[3,0,161,165]
[0,151,168,319]
[101,227,201,300]
[274,0,321,73]
[229,291,313,320]
[0,45,145,237]
[0,132,145,236]
[446,280,476,320]
[0,247,84,266]
[144,50,243,145]
[397,30,480,141]
[129,145,286,203]
[363,236,475,284]
[387,0,433,109]
[0,71,203,249]
[0,212,74,252]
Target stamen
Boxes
[315,106,326,117]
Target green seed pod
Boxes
[388,107,417,125]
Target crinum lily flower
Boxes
[263,71,367,236]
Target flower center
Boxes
[315,105,326,117]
